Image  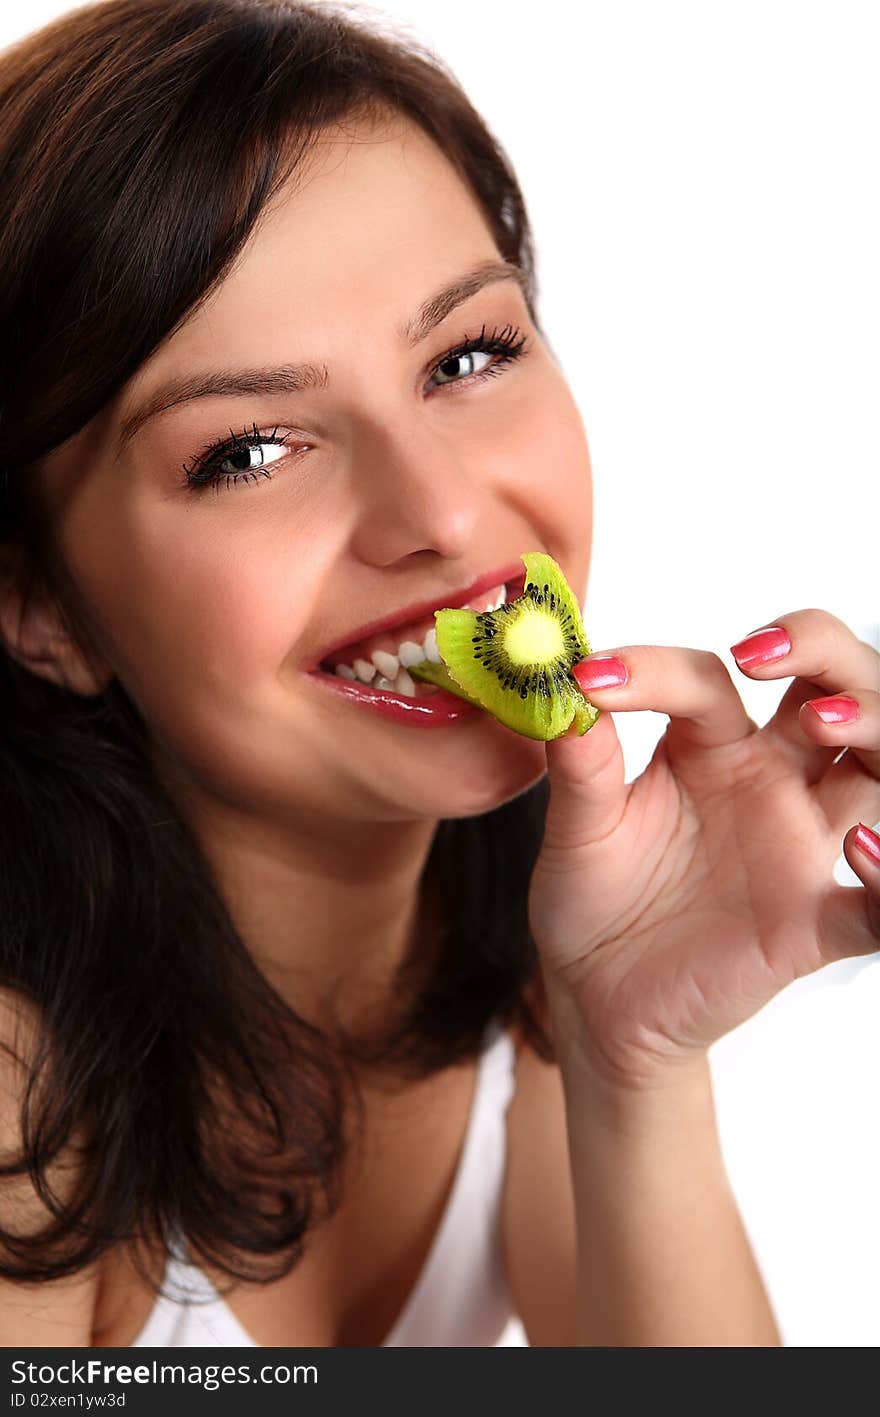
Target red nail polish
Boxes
[573,655,628,691]
[729,626,792,669]
[806,695,861,725]
[853,823,880,866]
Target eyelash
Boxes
[179,322,530,494]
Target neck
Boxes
[161,763,444,1055]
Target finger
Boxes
[571,644,755,754]
[730,609,880,780]
[799,690,880,848]
[758,677,847,784]
[817,823,880,960]
[847,821,880,874]
[813,746,880,840]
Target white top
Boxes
[130,1017,529,1346]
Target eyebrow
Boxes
[116,258,529,453]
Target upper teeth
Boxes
[330,581,509,694]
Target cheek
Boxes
[538,393,592,509]
[62,486,314,702]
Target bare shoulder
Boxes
[501,984,579,1347]
[0,989,99,1346]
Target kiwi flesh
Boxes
[408,551,602,741]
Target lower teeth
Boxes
[324,665,440,699]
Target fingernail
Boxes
[729,626,792,669]
[805,695,861,726]
[853,823,880,866]
[573,655,628,691]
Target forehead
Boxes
[192,111,494,327]
[272,108,481,230]
[105,110,502,434]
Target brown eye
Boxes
[427,322,529,393]
[181,424,300,494]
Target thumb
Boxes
[540,668,628,854]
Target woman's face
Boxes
[38,112,594,837]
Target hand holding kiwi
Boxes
[517,597,880,1093]
[408,551,602,740]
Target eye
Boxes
[426,322,529,394]
[431,347,494,385]
[209,439,289,480]
[180,423,302,493]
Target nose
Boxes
[349,418,484,566]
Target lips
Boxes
[303,563,527,675]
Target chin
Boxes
[405,730,547,820]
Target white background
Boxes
[3,0,879,1345]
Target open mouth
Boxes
[314,573,526,698]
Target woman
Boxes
[0,0,877,1348]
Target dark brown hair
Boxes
[0,0,553,1294]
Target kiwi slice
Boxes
[409,551,602,741]
[407,657,485,707]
